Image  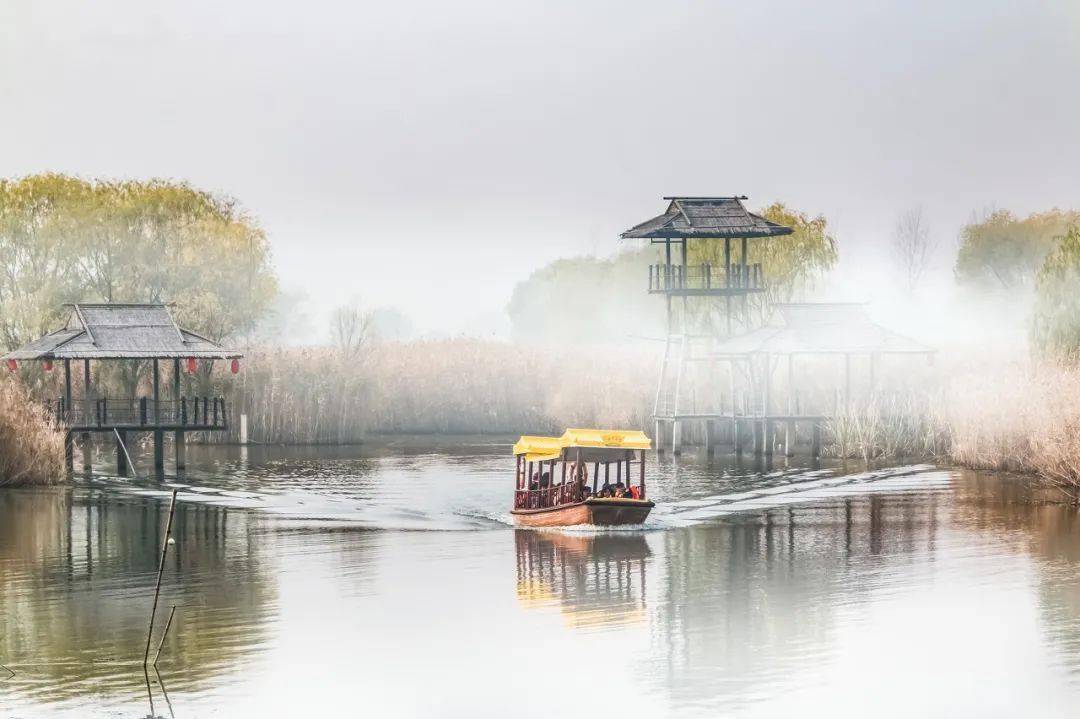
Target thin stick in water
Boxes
[144,488,178,667]
[153,605,177,667]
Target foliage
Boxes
[0,173,278,352]
[955,208,1080,292]
[0,376,64,485]
[687,202,838,327]
[1032,227,1080,360]
[506,248,663,341]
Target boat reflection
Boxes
[515,530,652,629]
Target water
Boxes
[2,439,1080,717]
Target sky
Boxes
[2,0,1078,337]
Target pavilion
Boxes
[2,303,241,475]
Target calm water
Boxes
[2,440,1080,717]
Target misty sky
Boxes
[2,1,1078,336]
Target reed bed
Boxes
[943,363,1080,503]
[220,340,655,443]
[0,376,65,486]
[825,392,949,463]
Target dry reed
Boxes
[216,340,656,443]
[0,376,65,486]
[943,363,1080,502]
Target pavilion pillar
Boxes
[173,357,185,472]
[81,359,92,472]
[654,418,664,455]
[116,430,129,477]
[762,353,772,457]
[152,359,163,473]
[785,354,795,457]
[724,237,732,336]
[741,236,749,327]
[63,360,72,415]
[680,238,689,335]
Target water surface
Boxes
[2,440,1079,717]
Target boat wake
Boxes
[79,458,952,533]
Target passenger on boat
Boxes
[613,483,627,498]
[598,484,612,498]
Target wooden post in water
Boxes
[144,488,178,667]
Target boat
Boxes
[511,428,655,527]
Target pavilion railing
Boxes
[648,263,763,293]
[48,396,229,430]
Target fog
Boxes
[2,0,1078,337]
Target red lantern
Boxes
[230,358,240,375]
[5,359,16,372]
[43,360,53,372]
[187,357,197,374]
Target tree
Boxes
[1032,226,1080,361]
[330,299,374,359]
[892,206,937,295]
[687,202,838,326]
[0,174,278,351]
[506,248,664,341]
[955,209,1080,292]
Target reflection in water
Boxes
[515,530,651,629]
[0,486,276,714]
[651,493,947,714]
[5,445,1080,717]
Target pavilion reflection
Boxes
[0,486,276,707]
[650,493,945,713]
[515,530,652,629]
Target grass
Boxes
[943,363,1080,503]
[0,376,64,486]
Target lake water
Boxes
[2,439,1080,717]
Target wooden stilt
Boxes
[153,430,164,473]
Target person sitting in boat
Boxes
[598,484,612,498]
[613,483,628,498]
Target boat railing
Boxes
[514,482,587,510]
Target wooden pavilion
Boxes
[704,302,935,457]
[621,196,793,452]
[1,303,240,475]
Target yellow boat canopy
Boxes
[512,435,563,462]
[559,428,652,451]
[513,429,652,462]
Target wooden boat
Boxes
[511,429,654,528]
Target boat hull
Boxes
[511,498,654,528]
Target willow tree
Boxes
[1032,227,1080,361]
[687,202,838,327]
[0,173,278,394]
[956,209,1080,292]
